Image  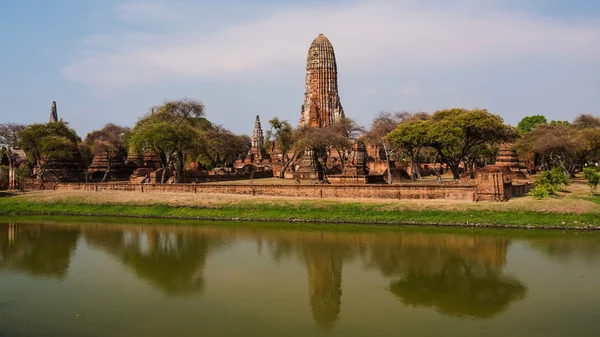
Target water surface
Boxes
[1,220,600,336]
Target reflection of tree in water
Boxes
[0,223,79,279]
[84,228,223,296]
[364,235,527,319]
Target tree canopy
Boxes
[17,121,80,180]
[517,115,547,133]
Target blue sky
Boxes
[1,0,599,138]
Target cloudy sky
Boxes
[1,0,599,137]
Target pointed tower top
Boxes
[49,101,58,123]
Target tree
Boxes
[424,108,516,180]
[517,115,547,133]
[582,166,600,196]
[85,124,130,182]
[154,98,205,121]
[0,123,26,168]
[573,114,600,129]
[366,112,408,184]
[129,109,200,183]
[187,120,249,170]
[0,123,25,150]
[516,121,600,176]
[17,121,80,181]
[266,118,296,178]
[387,118,429,181]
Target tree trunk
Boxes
[177,152,184,183]
[279,152,297,179]
[101,154,111,183]
[161,166,167,184]
[410,158,417,182]
[382,143,392,184]
[450,165,460,180]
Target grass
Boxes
[0,189,599,229]
[0,177,598,230]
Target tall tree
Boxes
[85,124,130,182]
[366,112,409,184]
[0,123,26,167]
[18,121,80,181]
[266,118,296,178]
[386,118,429,181]
[129,109,200,183]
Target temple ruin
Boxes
[248,115,266,161]
[300,34,345,128]
[49,101,58,123]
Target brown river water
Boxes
[1,220,600,336]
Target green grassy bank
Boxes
[1,196,599,229]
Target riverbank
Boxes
[1,188,599,229]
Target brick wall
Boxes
[29,181,479,201]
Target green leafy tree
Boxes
[517,115,547,133]
[387,118,429,181]
[582,166,600,196]
[17,121,80,181]
[129,110,200,183]
[424,108,517,180]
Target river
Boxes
[1,219,599,336]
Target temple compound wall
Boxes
[24,175,531,201]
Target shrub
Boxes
[530,168,570,198]
[529,185,549,199]
[582,166,600,196]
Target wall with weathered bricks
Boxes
[30,182,479,201]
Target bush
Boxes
[582,166,600,196]
[530,168,570,198]
[529,185,549,199]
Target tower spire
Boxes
[49,101,58,123]
[300,34,344,127]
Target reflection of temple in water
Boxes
[303,243,344,330]
[2,222,532,326]
[0,223,79,279]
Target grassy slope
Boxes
[1,192,599,228]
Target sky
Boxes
[1,0,599,137]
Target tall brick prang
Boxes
[50,101,58,123]
[300,34,344,128]
[248,115,266,160]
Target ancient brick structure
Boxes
[248,115,266,161]
[87,152,132,181]
[496,144,521,170]
[125,147,144,170]
[49,101,58,123]
[300,34,344,128]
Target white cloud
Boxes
[62,0,600,87]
